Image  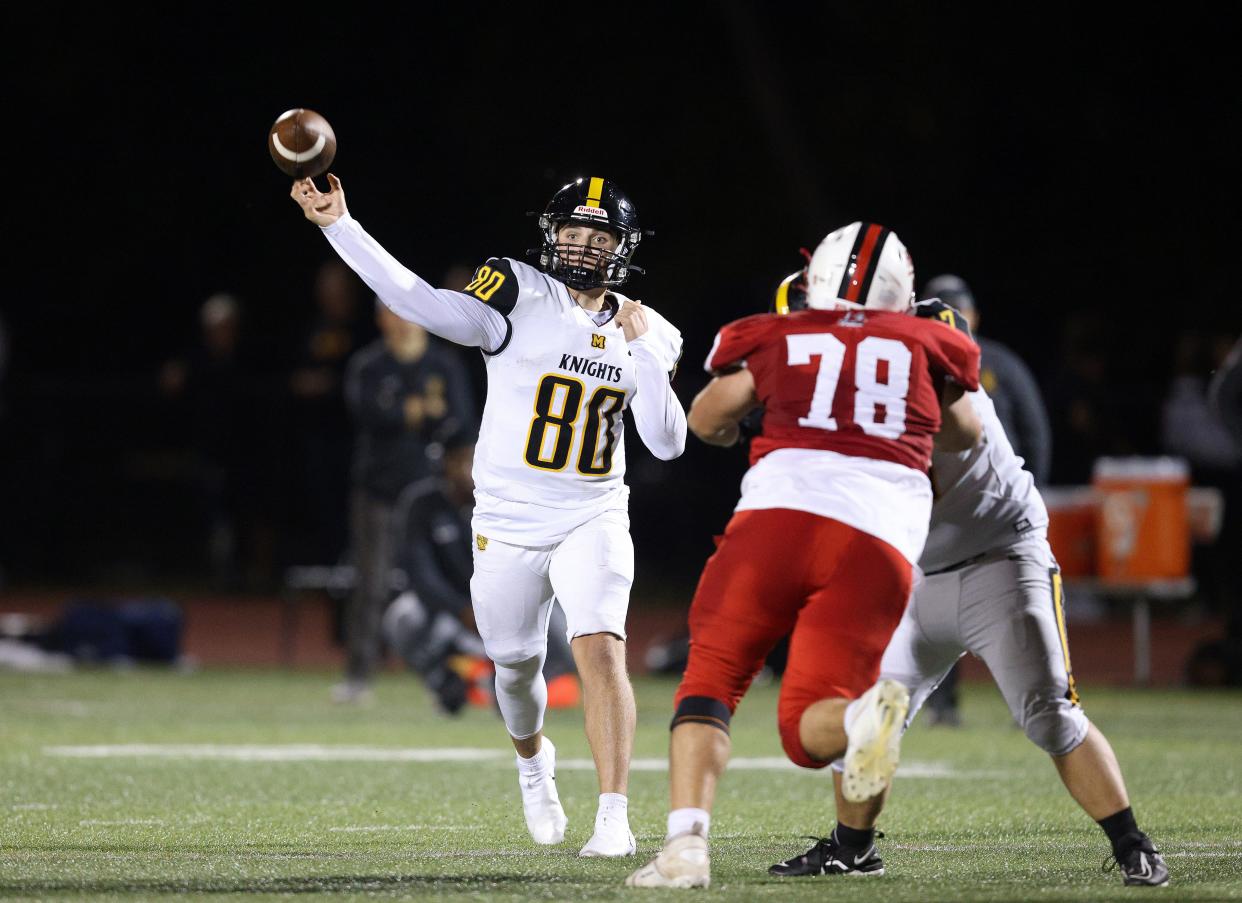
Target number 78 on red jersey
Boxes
[706,308,981,471]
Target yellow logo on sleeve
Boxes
[476,534,488,551]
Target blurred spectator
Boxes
[1162,331,1241,625]
[289,261,375,565]
[1210,337,1242,445]
[1163,331,1241,471]
[1047,311,1137,483]
[332,301,476,704]
[384,443,579,714]
[922,275,1052,484]
[159,294,271,588]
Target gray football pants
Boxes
[879,535,1089,756]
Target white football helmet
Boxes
[806,222,915,312]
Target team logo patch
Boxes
[573,204,610,221]
[476,534,488,551]
[591,334,606,349]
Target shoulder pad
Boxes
[913,298,973,338]
[460,257,519,316]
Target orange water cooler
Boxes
[1043,487,1098,578]
[1092,457,1190,585]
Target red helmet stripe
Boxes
[842,223,885,302]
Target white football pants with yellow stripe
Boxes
[470,509,633,740]
[879,535,1089,756]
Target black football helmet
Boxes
[531,177,648,291]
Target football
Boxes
[267,108,336,179]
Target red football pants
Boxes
[675,508,912,768]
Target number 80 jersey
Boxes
[468,257,681,545]
[707,308,980,472]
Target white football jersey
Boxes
[920,388,1049,572]
[464,257,682,545]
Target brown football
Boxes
[267,108,336,179]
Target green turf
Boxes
[1,669,1239,901]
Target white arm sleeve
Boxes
[627,341,687,461]
[320,213,509,351]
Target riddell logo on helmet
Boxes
[573,205,609,220]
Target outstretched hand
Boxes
[290,173,347,226]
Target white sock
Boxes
[597,793,628,826]
[667,807,710,840]
[515,743,548,774]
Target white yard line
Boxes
[42,744,1001,778]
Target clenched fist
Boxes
[615,299,649,343]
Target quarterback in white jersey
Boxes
[772,298,1168,888]
[291,173,686,858]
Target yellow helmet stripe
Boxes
[586,176,605,208]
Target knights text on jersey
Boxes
[464,258,682,545]
[706,308,980,472]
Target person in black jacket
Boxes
[384,441,579,714]
[333,300,475,704]
[922,275,1051,484]
[289,262,375,565]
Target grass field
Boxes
[1,669,1240,901]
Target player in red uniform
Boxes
[627,223,982,888]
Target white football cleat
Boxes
[843,679,910,803]
[517,738,567,845]
[579,809,636,858]
[625,831,710,888]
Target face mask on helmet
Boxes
[805,222,915,312]
[771,248,814,314]
[529,177,649,291]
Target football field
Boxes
[2,669,1239,901]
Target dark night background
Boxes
[1,7,1237,598]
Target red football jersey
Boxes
[706,308,980,470]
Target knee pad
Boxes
[670,696,732,734]
[1020,695,1089,756]
[482,636,546,670]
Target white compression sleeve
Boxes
[320,213,509,351]
[494,653,548,740]
[627,342,687,461]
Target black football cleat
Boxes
[1105,833,1170,887]
[769,832,884,877]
